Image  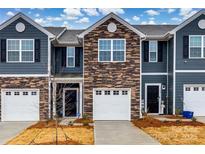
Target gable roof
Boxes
[78,12,145,38]
[57,29,84,45]
[44,27,66,38]
[0,12,55,38]
[170,9,205,34]
[133,25,177,36]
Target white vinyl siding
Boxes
[66,47,75,67]
[149,40,158,62]
[98,39,126,62]
[189,35,205,58]
[7,39,34,63]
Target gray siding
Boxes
[142,41,167,73]
[141,75,168,113]
[0,18,48,74]
[53,47,83,75]
[176,14,205,70]
[167,38,174,114]
[175,73,205,113]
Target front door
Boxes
[63,89,78,117]
[146,85,160,113]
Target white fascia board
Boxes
[78,13,145,38]
[0,13,55,38]
[142,73,168,75]
[56,27,67,39]
[170,10,205,34]
[175,70,205,73]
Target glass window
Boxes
[7,39,34,62]
[189,36,202,58]
[99,39,125,62]
[14,92,20,95]
[113,91,119,95]
[31,91,37,95]
[122,90,128,95]
[185,87,191,91]
[66,47,75,67]
[104,90,110,95]
[96,90,102,95]
[194,87,199,91]
[149,41,157,62]
[6,92,11,95]
[23,92,28,95]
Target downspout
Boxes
[139,35,147,118]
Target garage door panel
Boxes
[2,89,40,121]
[93,89,131,120]
[184,85,205,116]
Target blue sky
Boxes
[0,8,202,29]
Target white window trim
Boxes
[66,47,75,68]
[98,38,126,62]
[6,39,34,63]
[149,40,158,62]
[189,35,205,59]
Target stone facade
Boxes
[84,18,141,119]
[0,77,49,120]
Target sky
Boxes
[0,8,202,29]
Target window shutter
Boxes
[35,39,41,62]
[1,39,6,62]
[62,47,66,67]
[143,41,149,62]
[158,41,163,62]
[183,36,189,59]
[75,47,81,67]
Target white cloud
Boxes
[171,17,182,22]
[6,11,15,17]
[162,22,168,25]
[47,16,63,22]
[98,8,124,15]
[168,8,176,14]
[179,8,197,20]
[141,20,156,25]
[62,21,70,28]
[35,13,40,17]
[75,17,89,24]
[149,17,155,20]
[124,18,130,22]
[34,18,47,25]
[63,8,83,18]
[83,8,99,16]
[145,9,160,16]
[132,16,140,21]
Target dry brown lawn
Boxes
[133,117,205,145]
[6,121,94,145]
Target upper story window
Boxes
[66,47,75,67]
[7,39,34,63]
[149,41,158,62]
[189,35,205,58]
[98,39,126,62]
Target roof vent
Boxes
[16,22,25,32]
[107,22,117,32]
[198,19,205,29]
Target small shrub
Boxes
[175,108,181,115]
[82,114,89,119]
[192,117,197,122]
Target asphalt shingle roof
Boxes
[133,25,178,36]
[44,27,66,37]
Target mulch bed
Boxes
[132,117,205,128]
[73,118,93,124]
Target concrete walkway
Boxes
[0,122,34,144]
[94,121,160,145]
[196,117,205,124]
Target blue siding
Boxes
[176,14,205,70]
[0,18,48,74]
[175,73,205,113]
[142,41,167,73]
[53,47,83,75]
[141,75,168,113]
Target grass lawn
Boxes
[133,117,205,145]
[6,121,94,145]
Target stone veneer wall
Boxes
[0,77,49,120]
[84,18,141,119]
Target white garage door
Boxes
[93,89,131,120]
[1,89,40,121]
[184,85,205,116]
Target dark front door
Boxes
[64,89,77,117]
[147,85,159,113]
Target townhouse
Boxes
[0,9,205,121]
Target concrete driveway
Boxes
[196,117,205,124]
[0,122,34,144]
[94,121,160,145]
